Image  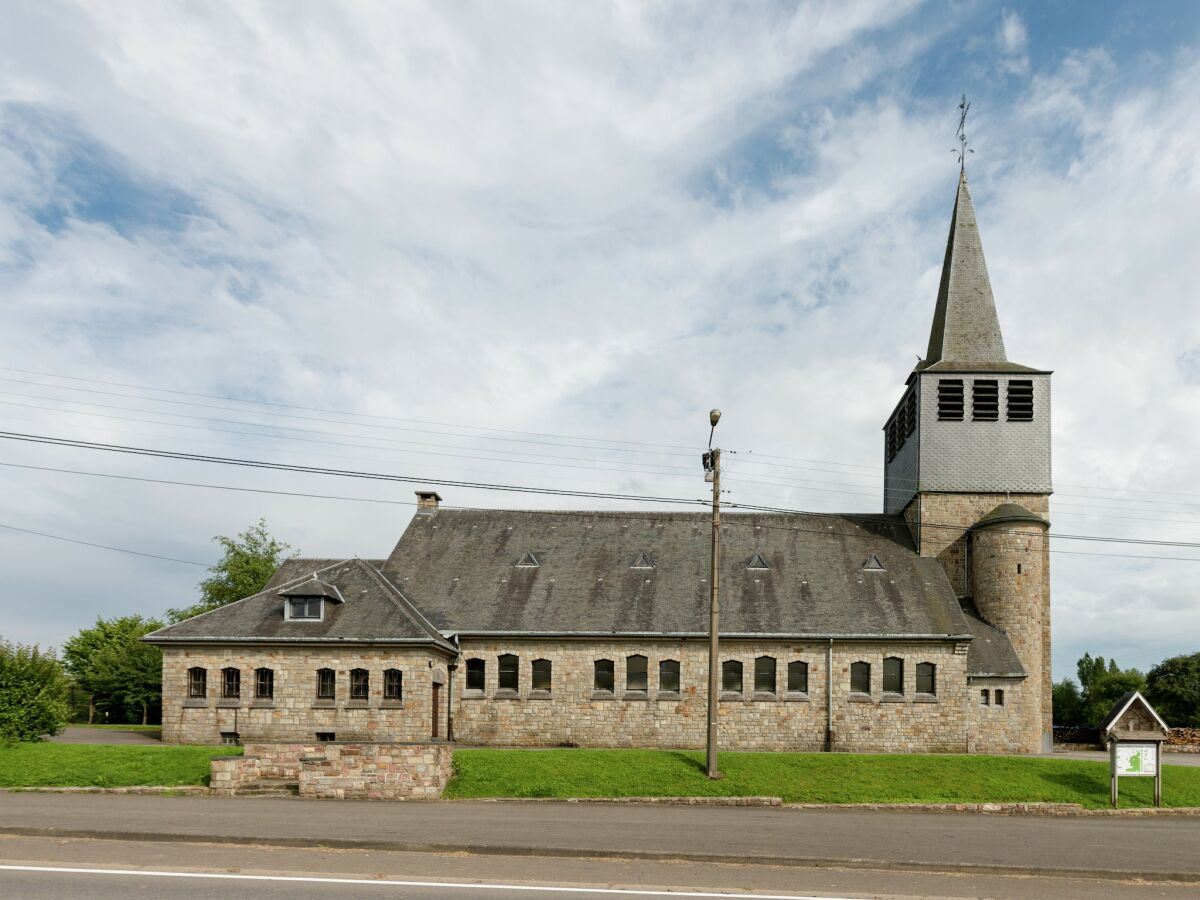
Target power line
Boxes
[0,521,208,567]
[6,429,1200,555]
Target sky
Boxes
[1,0,1199,683]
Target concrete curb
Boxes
[1,824,1198,884]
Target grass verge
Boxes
[0,742,238,788]
[446,749,1200,809]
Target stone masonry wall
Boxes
[161,646,451,745]
[454,639,972,753]
[967,677,1028,754]
[300,742,452,800]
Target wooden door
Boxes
[431,683,440,739]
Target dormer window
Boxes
[288,597,321,619]
[515,552,541,568]
[747,553,769,571]
[630,552,655,569]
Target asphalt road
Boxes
[3,835,1200,900]
[3,792,1200,881]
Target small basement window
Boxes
[315,732,336,742]
[938,379,964,421]
[1007,380,1034,421]
[972,379,999,421]
[220,731,240,746]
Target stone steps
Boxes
[235,779,299,797]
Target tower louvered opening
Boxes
[1007,380,1034,421]
[937,379,964,420]
[972,379,998,421]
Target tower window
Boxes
[1007,380,1034,421]
[972,380,998,421]
[937,380,964,420]
[886,417,900,461]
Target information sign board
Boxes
[1114,743,1157,777]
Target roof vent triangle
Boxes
[515,551,541,568]
[630,552,655,570]
[747,553,769,571]
[862,554,886,572]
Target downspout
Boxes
[446,635,459,743]
[826,638,834,752]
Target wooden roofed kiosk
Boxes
[1100,691,1169,807]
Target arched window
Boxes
[465,658,485,692]
[384,668,403,700]
[850,661,871,694]
[498,653,519,691]
[787,660,808,694]
[187,667,207,699]
[254,667,274,700]
[883,657,904,694]
[316,667,336,699]
[531,659,552,692]
[659,659,680,693]
[221,667,241,699]
[626,655,648,692]
[754,656,776,694]
[722,660,743,694]
[916,662,936,695]
[594,659,615,693]
[350,668,370,700]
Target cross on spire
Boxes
[953,94,974,172]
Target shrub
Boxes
[0,640,72,742]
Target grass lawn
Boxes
[69,724,164,733]
[0,742,238,788]
[446,749,1200,809]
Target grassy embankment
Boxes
[0,743,238,788]
[447,749,1200,809]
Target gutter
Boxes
[445,631,974,641]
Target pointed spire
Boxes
[921,172,1008,369]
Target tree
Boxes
[168,519,293,623]
[0,640,71,742]
[1145,652,1200,728]
[1085,668,1147,726]
[63,616,164,724]
[1052,678,1085,726]
[1077,653,1107,696]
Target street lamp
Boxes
[703,409,722,779]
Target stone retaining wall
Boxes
[209,741,451,799]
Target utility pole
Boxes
[703,409,722,780]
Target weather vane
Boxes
[952,93,973,172]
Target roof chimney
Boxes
[415,490,443,515]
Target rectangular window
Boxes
[980,689,990,706]
[722,660,743,693]
[995,689,1005,706]
[594,659,614,693]
[350,668,369,700]
[1007,380,1034,421]
[465,659,485,692]
[626,655,648,692]
[187,667,207,699]
[659,659,680,693]
[317,668,336,700]
[289,597,321,619]
[220,731,240,746]
[498,654,519,691]
[754,657,776,693]
[384,668,403,700]
[787,661,809,693]
[531,659,552,692]
[937,379,964,420]
[255,667,274,700]
[883,658,903,694]
[222,667,241,699]
[315,731,336,742]
[972,379,999,421]
[850,661,871,694]
[916,662,936,695]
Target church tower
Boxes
[883,171,1053,752]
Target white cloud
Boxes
[997,9,1030,75]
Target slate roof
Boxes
[144,557,454,650]
[918,172,1036,374]
[379,509,974,639]
[974,503,1049,530]
[959,601,1025,677]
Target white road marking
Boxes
[0,864,867,899]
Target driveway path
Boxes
[1,793,1198,881]
[48,728,162,745]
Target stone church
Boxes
[147,171,1053,754]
